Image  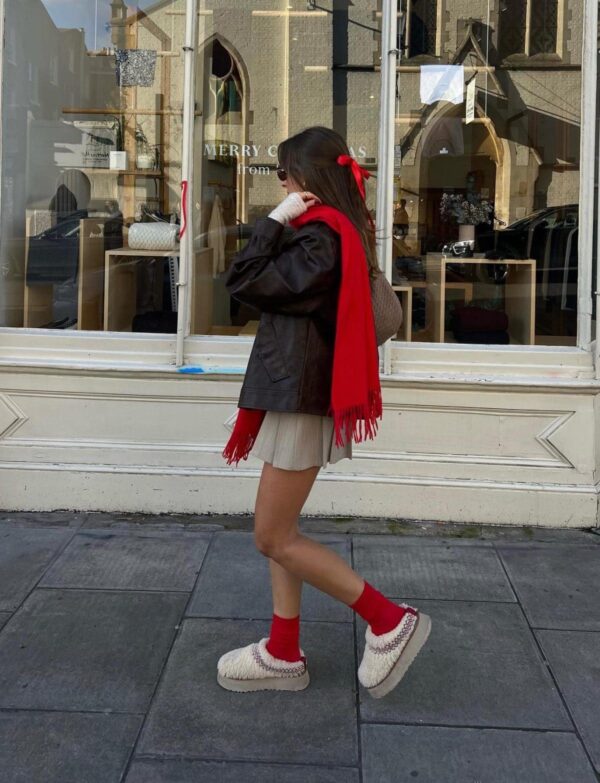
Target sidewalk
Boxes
[0,511,598,783]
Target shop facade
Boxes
[0,0,598,526]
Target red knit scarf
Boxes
[222,204,382,466]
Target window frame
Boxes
[381,0,597,379]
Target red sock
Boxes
[350,581,407,635]
[265,613,302,662]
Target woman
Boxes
[217,126,431,699]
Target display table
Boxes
[104,246,213,333]
[424,254,536,344]
[397,278,474,342]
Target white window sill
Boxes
[0,329,596,387]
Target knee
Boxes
[254,529,294,560]
[254,530,279,559]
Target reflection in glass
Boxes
[0,0,585,349]
[1,0,184,332]
[392,4,582,346]
[190,1,381,337]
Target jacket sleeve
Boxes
[224,216,340,315]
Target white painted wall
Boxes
[0,366,598,527]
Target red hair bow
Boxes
[337,154,371,200]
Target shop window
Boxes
[0,0,591,357]
[188,3,381,340]
[0,0,186,333]
[498,0,559,59]
[393,0,585,348]
[0,0,381,342]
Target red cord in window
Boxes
[179,180,188,240]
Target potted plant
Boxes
[135,125,155,170]
[109,115,127,170]
[440,192,494,242]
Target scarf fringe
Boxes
[331,388,383,448]
[222,408,266,466]
[222,431,257,466]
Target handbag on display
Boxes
[128,221,179,251]
[26,210,88,285]
[370,269,403,345]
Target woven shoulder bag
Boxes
[370,269,403,345]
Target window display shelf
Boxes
[104,246,214,334]
[77,168,165,178]
[62,107,184,116]
[425,254,536,345]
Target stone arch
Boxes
[196,32,251,225]
[402,99,513,246]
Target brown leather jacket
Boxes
[225,215,341,415]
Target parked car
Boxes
[443,204,578,260]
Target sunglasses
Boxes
[276,167,288,182]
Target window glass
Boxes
[1,1,589,352]
[393,1,584,346]
[1,0,185,333]
[189,1,381,338]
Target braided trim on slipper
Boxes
[252,641,307,677]
[366,611,418,655]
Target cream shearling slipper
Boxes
[217,637,310,692]
[358,603,431,699]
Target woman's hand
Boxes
[268,191,322,225]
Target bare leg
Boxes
[255,462,365,607]
[269,559,303,618]
[262,463,315,619]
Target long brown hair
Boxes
[277,126,379,277]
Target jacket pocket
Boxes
[255,316,291,382]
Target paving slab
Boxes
[357,600,571,728]
[39,530,211,591]
[187,531,353,622]
[351,536,496,547]
[80,513,225,532]
[361,724,597,783]
[0,527,73,611]
[126,759,359,783]
[0,512,85,528]
[83,511,235,531]
[138,618,357,765]
[0,711,141,783]
[486,528,600,545]
[0,589,186,712]
[352,536,516,601]
[497,545,600,630]
[536,629,600,772]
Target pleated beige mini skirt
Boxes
[249,410,352,471]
